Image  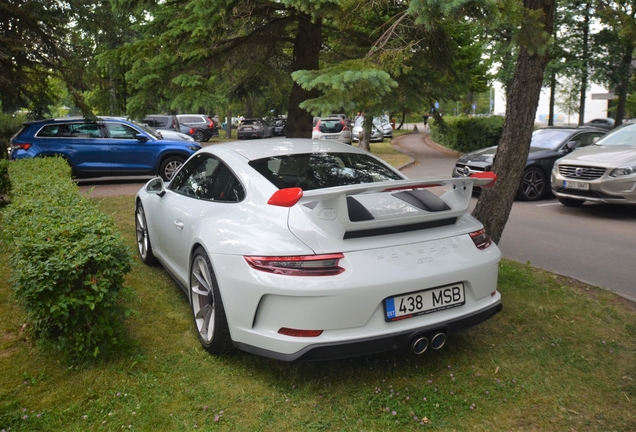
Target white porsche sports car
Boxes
[135,138,502,361]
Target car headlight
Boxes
[552,164,558,174]
[609,165,636,177]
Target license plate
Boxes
[325,135,338,139]
[243,127,253,131]
[563,180,589,190]
[384,283,465,322]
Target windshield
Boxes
[594,123,636,147]
[128,119,162,139]
[530,129,575,150]
[249,152,402,191]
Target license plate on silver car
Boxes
[325,135,338,139]
[563,180,589,190]
[384,283,465,322]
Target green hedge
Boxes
[429,116,505,153]
[0,160,9,202]
[3,157,134,362]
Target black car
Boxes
[272,118,286,136]
[177,114,219,141]
[452,126,607,201]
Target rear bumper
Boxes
[234,300,502,361]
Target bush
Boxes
[0,112,26,160]
[0,160,9,202]
[429,116,505,153]
[3,157,134,362]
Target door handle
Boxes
[174,220,184,229]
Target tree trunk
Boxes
[359,114,371,151]
[578,2,590,125]
[225,108,232,139]
[472,0,556,244]
[613,49,633,126]
[286,14,321,138]
[548,71,556,126]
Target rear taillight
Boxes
[189,128,196,134]
[13,143,31,151]
[208,118,215,128]
[244,254,345,276]
[313,120,321,132]
[341,120,349,131]
[268,187,303,207]
[278,328,323,337]
[470,229,492,250]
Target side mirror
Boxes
[136,133,149,142]
[145,177,166,196]
[563,140,578,151]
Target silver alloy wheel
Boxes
[164,160,182,180]
[191,255,216,344]
[135,205,149,260]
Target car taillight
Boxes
[244,253,345,276]
[189,128,196,134]
[278,328,323,337]
[470,229,492,250]
[341,120,349,131]
[12,143,31,151]
[268,187,303,207]
[313,120,321,132]
[208,118,215,128]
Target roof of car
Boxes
[202,138,370,161]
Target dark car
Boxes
[237,118,273,139]
[9,117,201,181]
[452,126,607,201]
[176,114,219,141]
[583,118,615,130]
[272,118,286,136]
[142,114,180,131]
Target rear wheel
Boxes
[558,197,585,207]
[190,247,233,354]
[192,130,204,141]
[135,202,157,265]
[159,156,185,181]
[516,167,547,201]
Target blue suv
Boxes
[9,117,202,181]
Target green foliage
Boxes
[430,115,505,153]
[3,158,134,363]
[0,112,27,158]
[0,160,10,201]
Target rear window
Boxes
[319,119,343,133]
[249,152,402,191]
[36,123,103,138]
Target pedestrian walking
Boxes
[423,113,430,129]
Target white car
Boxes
[312,117,352,144]
[135,139,502,361]
[551,122,636,206]
[156,129,195,142]
[352,116,384,142]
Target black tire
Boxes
[193,130,205,142]
[516,167,547,201]
[190,247,233,354]
[135,202,158,265]
[159,156,185,181]
[558,197,585,207]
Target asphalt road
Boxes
[394,129,636,302]
[78,131,636,302]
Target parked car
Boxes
[379,117,393,138]
[135,138,501,361]
[9,117,201,181]
[452,126,607,201]
[272,118,286,136]
[237,118,273,139]
[352,116,384,142]
[141,115,195,142]
[177,114,219,141]
[551,122,636,206]
[583,118,615,130]
[312,116,352,144]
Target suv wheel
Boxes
[159,156,185,181]
[193,130,205,142]
[516,167,546,201]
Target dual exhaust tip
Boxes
[410,332,447,355]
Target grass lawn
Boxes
[1,193,634,431]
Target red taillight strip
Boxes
[470,228,492,250]
[14,143,32,151]
[244,253,345,276]
[278,328,323,337]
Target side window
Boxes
[70,123,102,138]
[575,133,602,148]
[106,123,139,139]
[169,154,245,202]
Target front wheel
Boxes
[516,167,547,201]
[193,130,205,142]
[190,247,233,354]
[558,197,585,207]
[159,156,185,182]
[135,202,157,265]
